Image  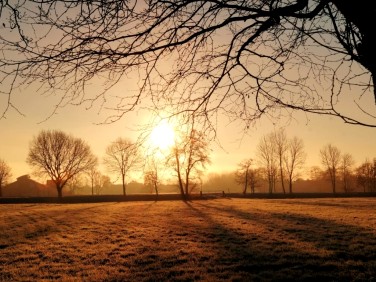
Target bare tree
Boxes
[340,153,355,192]
[257,133,277,194]
[95,175,112,195]
[356,158,376,193]
[284,136,306,194]
[1,1,375,128]
[144,171,159,196]
[27,130,98,198]
[87,167,101,196]
[166,119,211,199]
[66,174,86,195]
[0,159,12,197]
[235,159,258,194]
[143,148,164,196]
[320,144,341,194]
[104,138,141,196]
[272,129,288,194]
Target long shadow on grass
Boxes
[192,201,376,281]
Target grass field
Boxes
[0,197,375,281]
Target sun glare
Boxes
[150,120,175,150]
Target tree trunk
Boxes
[184,171,189,198]
[279,164,286,194]
[57,186,63,198]
[154,183,158,197]
[175,150,185,199]
[243,169,248,194]
[122,174,126,196]
[288,173,293,194]
[332,173,336,194]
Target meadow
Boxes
[0,197,375,281]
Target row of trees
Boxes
[2,126,376,198]
[236,129,376,194]
[1,116,211,199]
[236,129,306,195]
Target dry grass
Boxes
[0,198,375,281]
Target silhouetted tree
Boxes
[143,148,164,196]
[257,133,277,194]
[1,1,375,127]
[320,144,341,193]
[235,159,258,194]
[95,175,112,195]
[0,159,12,197]
[340,153,355,192]
[284,136,306,194]
[166,119,210,199]
[272,129,288,194]
[27,130,97,198]
[104,138,141,196]
[87,167,101,196]
[144,171,159,196]
[356,158,376,193]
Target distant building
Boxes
[2,175,56,197]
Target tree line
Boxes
[234,129,376,194]
[1,127,376,198]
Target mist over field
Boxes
[1,198,375,281]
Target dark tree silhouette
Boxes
[104,137,141,196]
[166,119,211,199]
[257,133,278,194]
[284,136,306,194]
[272,129,288,194]
[0,159,12,197]
[0,1,375,127]
[340,153,355,192]
[356,158,376,193]
[27,130,98,198]
[320,143,341,193]
[235,159,258,194]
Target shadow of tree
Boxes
[189,200,376,281]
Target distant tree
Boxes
[257,133,277,194]
[204,172,239,193]
[284,136,306,194]
[272,129,288,194]
[144,150,164,196]
[167,120,210,199]
[235,159,258,194]
[340,153,355,193]
[95,175,112,195]
[66,174,86,195]
[27,130,97,198]
[87,166,100,196]
[104,138,141,196]
[0,159,12,197]
[320,144,341,194]
[356,159,376,193]
[309,166,326,181]
[144,171,159,196]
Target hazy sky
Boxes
[2,85,376,184]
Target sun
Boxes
[150,120,175,150]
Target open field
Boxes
[0,198,375,281]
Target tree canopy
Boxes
[27,129,98,198]
[1,1,375,128]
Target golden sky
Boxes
[1,86,376,184]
